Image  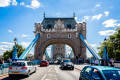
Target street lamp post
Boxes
[104,38,108,66]
[12,38,18,60]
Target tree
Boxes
[98,28,120,61]
[3,44,25,60]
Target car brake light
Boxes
[9,67,12,69]
[95,70,98,72]
[21,67,27,69]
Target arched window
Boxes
[47,34,50,38]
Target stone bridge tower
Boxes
[34,15,86,60]
[52,44,65,59]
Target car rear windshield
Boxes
[102,70,120,80]
[11,62,25,67]
[63,60,72,62]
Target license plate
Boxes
[68,66,71,67]
[13,72,19,74]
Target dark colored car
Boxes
[79,66,120,80]
[40,60,49,66]
[60,59,74,70]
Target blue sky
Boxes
[0,0,120,58]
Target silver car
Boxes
[8,61,36,77]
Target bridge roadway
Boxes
[2,64,88,80]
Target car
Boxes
[8,61,36,77]
[79,66,120,80]
[48,60,54,64]
[60,59,74,70]
[40,60,49,66]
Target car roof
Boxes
[12,61,32,63]
[86,66,120,70]
[63,59,71,60]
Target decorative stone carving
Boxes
[54,20,65,31]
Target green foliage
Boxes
[3,44,25,60]
[98,28,120,61]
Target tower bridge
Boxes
[18,14,101,60]
[34,16,86,60]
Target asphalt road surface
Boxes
[2,64,81,80]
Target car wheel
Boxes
[62,67,64,70]
[27,71,30,77]
[71,67,74,70]
[9,75,13,78]
[79,77,82,80]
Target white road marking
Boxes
[55,66,59,74]
[48,68,51,72]
[41,74,47,80]
[47,74,54,76]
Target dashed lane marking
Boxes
[41,74,47,80]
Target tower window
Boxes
[47,24,52,29]
[68,33,71,38]
[67,24,72,29]
[47,34,50,38]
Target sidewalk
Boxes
[74,63,90,71]
[0,73,8,80]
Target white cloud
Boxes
[92,14,103,20]
[0,42,14,55]
[8,30,13,33]
[90,44,97,48]
[95,4,101,7]
[104,11,109,17]
[12,0,17,6]
[26,0,40,9]
[84,16,90,20]
[0,42,14,45]
[0,0,11,7]
[103,19,120,27]
[87,52,92,58]
[75,17,78,20]
[20,42,30,48]
[21,34,30,37]
[99,30,116,36]
[20,2,24,6]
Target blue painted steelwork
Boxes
[19,33,40,59]
[68,50,73,59]
[79,33,101,59]
[51,45,53,58]
[45,50,50,59]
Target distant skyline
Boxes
[0,0,120,58]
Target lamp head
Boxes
[14,37,17,43]
[104,38,107,43]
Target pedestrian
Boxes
[101,59,105,66]
[95,59,99,66]
[78,58,81,64]
[109,58,114,67]
[90,59,94,65]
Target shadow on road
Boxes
[59,67,74,71]
[2,72,35,80]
